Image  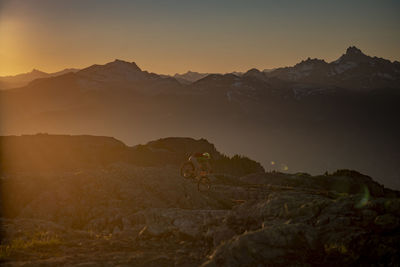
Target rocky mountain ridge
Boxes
[266,46,400,90]
[3,46,398,91]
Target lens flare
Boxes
[280,164,289,171]
[355,185,370,208]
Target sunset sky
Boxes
[0,0,399,76]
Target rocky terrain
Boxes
[1,135,399,266]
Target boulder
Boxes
[202,223,317,266]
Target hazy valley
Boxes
[1,47,400,189]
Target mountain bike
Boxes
[180,161,211,191]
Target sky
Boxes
[0,0,399,76]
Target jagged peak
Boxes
[130,62,142,71]
[297,58,327,66]
[107,59,141,71]
[110,59,134,65]
[79,59,143,75]
[333,46,370,64]
[346,46,363,55]
[31,69,47,74]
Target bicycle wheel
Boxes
[198,177,211,191]
[180,162,196,179]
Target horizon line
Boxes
[1,46,399,77]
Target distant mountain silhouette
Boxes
[0,68,79,90]
[267,46,400,89]
[1,47,399,189]
[0,134,263,177]
[174,71,211,84]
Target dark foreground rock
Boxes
[1,164,399,266]
[0,136,399,266]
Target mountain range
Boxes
[0,68,79,90]
[3,46,399,90]
[266,46,400,90]
[1,46,399,189]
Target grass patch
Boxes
[0,231,62,260]
[324,243,348,254]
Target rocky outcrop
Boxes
[0,134,264,177]
[0,134,126,172]
[240,169,398,198]
[200,184,400,266]
[203,223,318,267]
[0,136,399,266]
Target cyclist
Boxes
[189,152,212,177]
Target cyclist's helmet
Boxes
[202,152,211,159]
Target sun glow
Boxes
[0,18,27,76]
[1,1,399,77]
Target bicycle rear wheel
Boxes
[198,177,211,191]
